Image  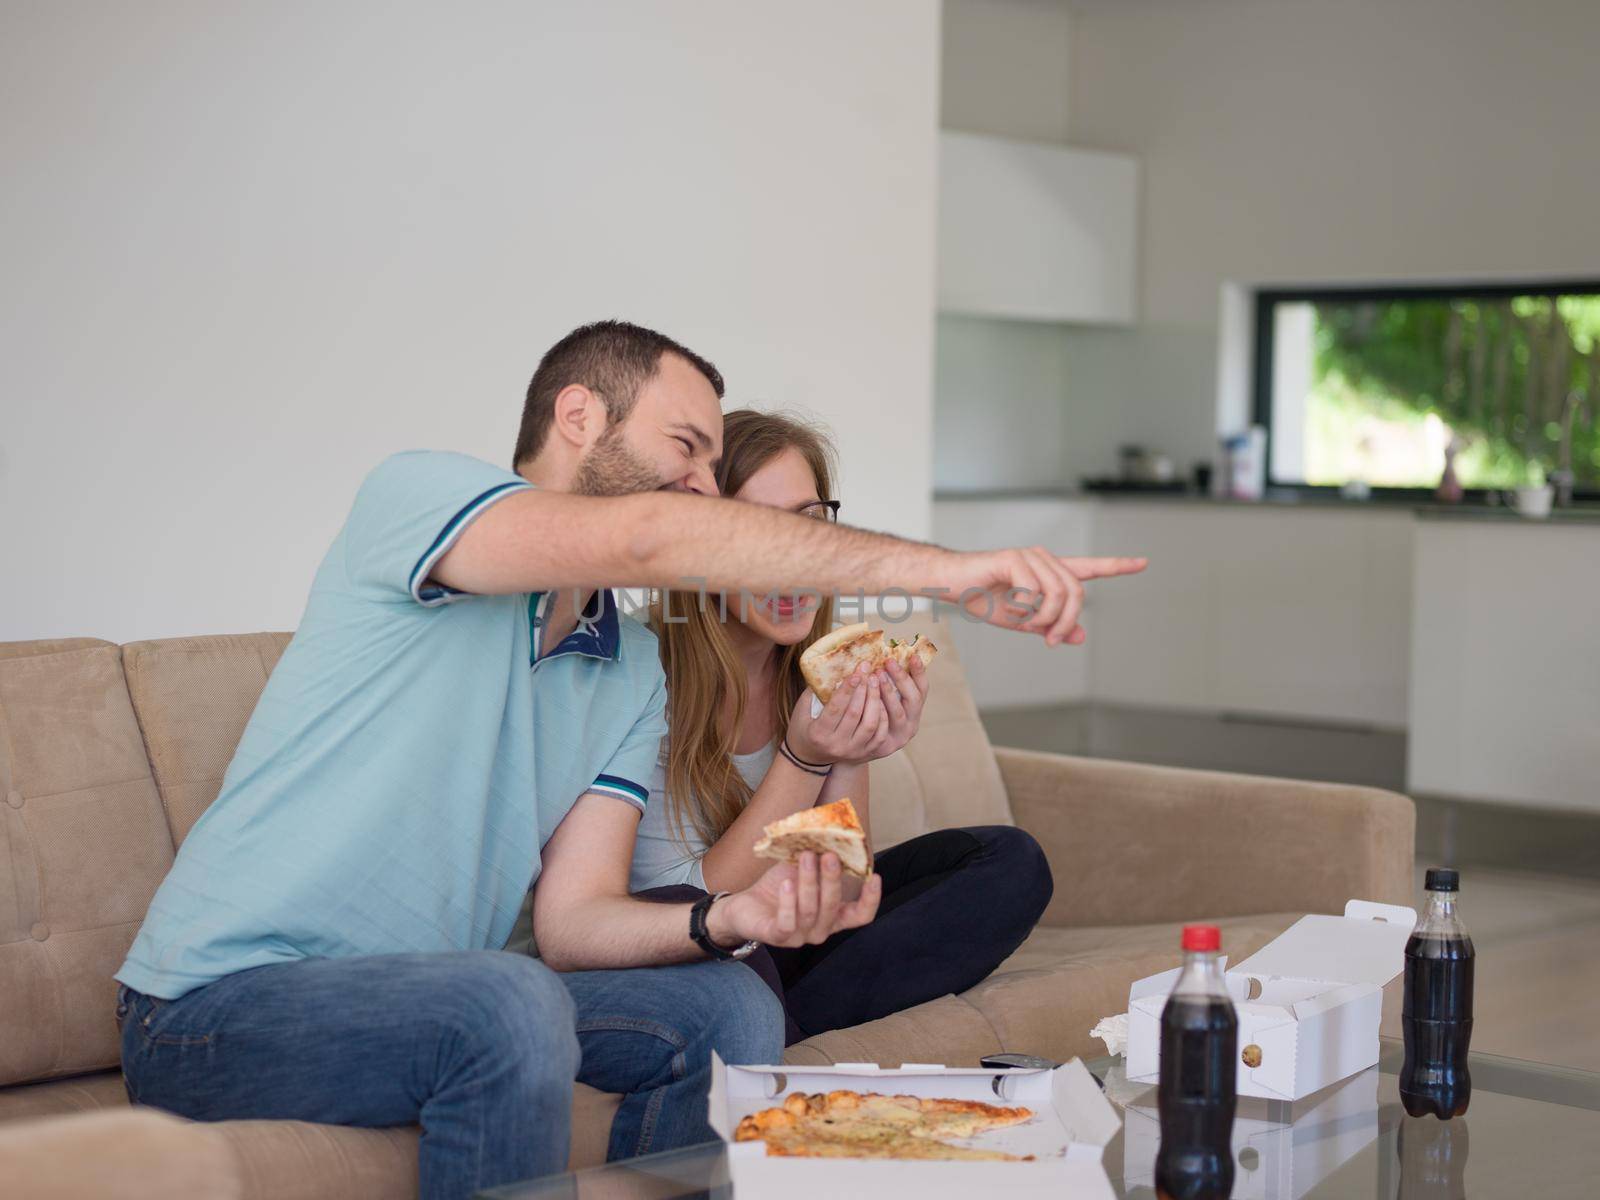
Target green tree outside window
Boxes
[1297,294,1599,490]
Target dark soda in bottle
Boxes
[1156,924,1237,1200]
[1400,867,1474,1119]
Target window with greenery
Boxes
[1254,283,1599,496]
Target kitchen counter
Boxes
[1411,504,1600,525]
[934,488,1600,523]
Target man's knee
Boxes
[444,954,580,1080]
[462,951,576,1016]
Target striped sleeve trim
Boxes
[589,774,649,813]
[408,480,532,607]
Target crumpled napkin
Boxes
[1091,1012,1130,1058]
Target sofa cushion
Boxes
[0,1068,130,1121]
[0,641,175,1087]
[786,912,1302,1068]
[962,912,1301,1064]
[121,634,294,847]
[781,993,1004,1069]
[0,1107,241,1200]
[215,1120,418,1200]
[866,613,1012,849]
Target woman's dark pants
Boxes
[640,825,1052,1046]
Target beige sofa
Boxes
[0,617,1414,1197]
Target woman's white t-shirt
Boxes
[629,742,776,892]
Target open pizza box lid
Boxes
[1125,900,1417,1101]
[1228,900,1416,991]
[709,1054,1121,1198]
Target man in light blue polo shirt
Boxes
[117,448,673,995]
[116,320,1146,1200]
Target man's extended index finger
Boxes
[1057,556,1149,580]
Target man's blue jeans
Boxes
[117,951,782,1200]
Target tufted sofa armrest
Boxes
[0,1108,242,1200]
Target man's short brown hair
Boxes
[513,320,725,467]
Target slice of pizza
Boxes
[817,1090,1036,1139]
[733,1089,1036,1161]
[752,798,872,878]
[759,1128,1026,1161]
[800,623,939,703]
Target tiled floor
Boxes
[982,702,1600,1074]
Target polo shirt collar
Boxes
[532,589,622,663]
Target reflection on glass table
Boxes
[1117,1057,1382,1197]
[477,1039,1600,1199]
[1106,1038,1600,1199]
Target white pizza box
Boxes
[708,1054,1121,1199]
[1125,899,1416,1101]
[1122,1064,1381,1199]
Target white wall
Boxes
[934,316,1080,491]
[1065,0,1600,473]
[1,0,939,643]
[934,0,1085,492]
[932,498,1093,707]
[941,0,1072,143]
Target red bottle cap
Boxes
[1181,924,1221,952]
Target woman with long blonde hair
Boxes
[634,409,1052,1043]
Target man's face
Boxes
[572,353,723,497]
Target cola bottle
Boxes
[1400,867,1475,1119]
[1156,924,1237,1200]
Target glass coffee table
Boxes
[478,1039,1600,1198]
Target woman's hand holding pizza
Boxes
[785,656,931,767]
[859,655,928,760]
[785,663,882,765]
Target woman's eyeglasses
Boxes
[797,500,841,523]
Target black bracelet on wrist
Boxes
[689,892,757,961]
[779,738,832,776]
[781,737,833,769]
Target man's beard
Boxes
[572,424,669,497]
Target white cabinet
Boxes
[932,498,1095,708]
[934,498,1414,726]
[937,130,1138,324]
[1407,521,1600,812]
[932,498,1600,815]
[1088,503,1414,728]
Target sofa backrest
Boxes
[865,612,1013,848]
[109,618,1014,852]
[121,635,294,847]
[0,614,1007,1088]
[0,640,176,1087]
